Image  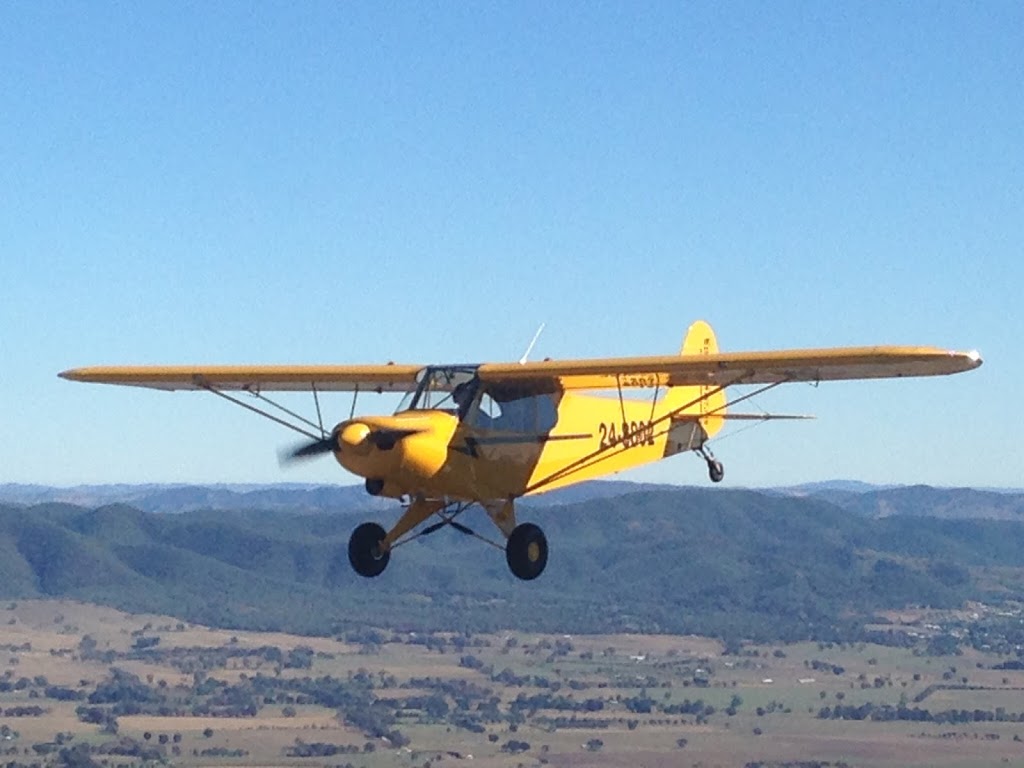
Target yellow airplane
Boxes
[60,321,981,581]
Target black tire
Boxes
[506,523,548,581]
[348,522,390,578]
[708,460,725,483]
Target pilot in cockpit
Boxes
[452,380,476,421]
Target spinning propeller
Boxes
[285,435,338,461]
[282,422,423,464]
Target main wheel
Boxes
[348,522,390,578]
[708,459,725,483]
[506,523,548,581]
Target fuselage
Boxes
[331,367,722,501]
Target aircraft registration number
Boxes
[622,374,658,388]
[598,421,656,449]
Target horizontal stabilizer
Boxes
[720,413,815,421]
[674,412,815,421]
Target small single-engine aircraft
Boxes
[61,321,981,581]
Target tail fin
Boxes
[662,320,726,438]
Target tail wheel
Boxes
[708,460,725,483]
[506,523,548,581]
[348,522,390,578]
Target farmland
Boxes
[3,600,1024,767]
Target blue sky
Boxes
[1,2,1019,488]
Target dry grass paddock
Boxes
[3,600,1024,767]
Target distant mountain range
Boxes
[0,481,388,514]
[0,479,674,514]
[810,485,1024,521]
[3,484,1024,641]
[2,480,1023,520]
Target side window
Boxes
[536,393,557,432]
[495,394,535,432]
[471,393,501,428]
[470,388,559,433]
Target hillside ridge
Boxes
[4,486,1024,641]
[3,479,1023,518]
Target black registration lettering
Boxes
[598,420,655,449]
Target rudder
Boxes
[681,319,718,357]
[662,320,726,437]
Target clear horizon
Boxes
[2,478,1022,494]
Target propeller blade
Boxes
[282,435,337,464]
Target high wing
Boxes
[477,345,982,391]
[59,345,982,394]
[58,364,424,392]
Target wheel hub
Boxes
[527,541,540,563]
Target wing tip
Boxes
[949,349,983,373]
[59,367,110,383]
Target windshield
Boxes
[396,366,479,416]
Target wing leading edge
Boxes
[59,346,982,393]
[58,364,424,392]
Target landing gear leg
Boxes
[380,497,446,551]
[348,497,445,578]
[483,498,518,538]
[697,444,725,483]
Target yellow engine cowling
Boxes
[396,424,452,479]
[332,411,459,496]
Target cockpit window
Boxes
[466,387,558,433]
[397,366,479,415]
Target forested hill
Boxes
[4,487,1024,642]
[808,484,1024,521]
[0,479,666,513]
[2,480,1022,519]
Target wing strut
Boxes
[311,383,326,439]
[615,373,628,424]
[647,379,662,425]
[200,383,325,441]
[349,383,360,420]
